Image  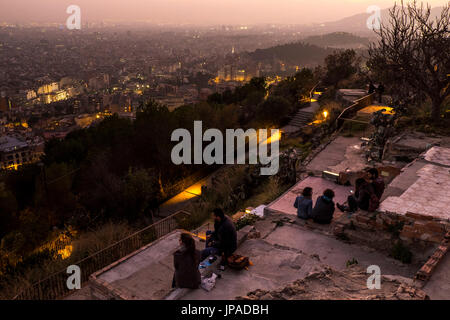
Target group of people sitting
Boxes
[172,208,237,289]
[294,168,385,224]
[173,169,385,289]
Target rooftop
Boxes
[380,146,450,220]
[0,135,28,152]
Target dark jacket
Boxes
[173,247,201,289]
[294,196,313,219]
[212,216,237,257]
[311,196,335,224]
[355,182,375,211]
[371,177,385,200]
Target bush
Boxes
[391,241,412,264]
[235,214,260,231]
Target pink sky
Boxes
[0,0,447,25]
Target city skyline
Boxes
[1,0,448,26]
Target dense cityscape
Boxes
[0,24,345,170]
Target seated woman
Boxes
[337,178,375,213]
[172,233,201,289]
[311,189,336,224]
[293,187,313,219]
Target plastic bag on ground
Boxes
[251,205,266,218]
[201,273,218,292]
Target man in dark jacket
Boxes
[201,208,237,266]
[311,189,336,224]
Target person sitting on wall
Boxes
[367,168,385,200]
[201,208,237,268]
[172,233,201,289]
[294,187,313,219]
[337,178,375,213]
[311,189,336,224]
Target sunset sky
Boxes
[0,0,448,25]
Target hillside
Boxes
[249,42,333,66]
[315,6,445,36]
[303,32,370,49]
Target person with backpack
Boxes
[293,187,313,219]
[311,189,336,224]
[172,233,201,289]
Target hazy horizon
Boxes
[0,0,447,26]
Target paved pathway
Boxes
[306,136,368,175]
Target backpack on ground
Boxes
[227,254,250,270]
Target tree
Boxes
[324,49,360,87]
[0,182,17,238]
[273,68,316,105]
[368,1,449,121]
[256,96,293,126]
[123,167,161,221]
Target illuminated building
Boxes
[0,135,42,170]
[37,82,59,95]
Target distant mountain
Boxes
[249,42,333,66]
[302,32,370,49]
[313,6,445,37]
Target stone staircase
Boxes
[288,110,314,128]
[281,90,322,134]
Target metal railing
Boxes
[335,93,375,130]
[13,210,191,300]
[309,82,321,102]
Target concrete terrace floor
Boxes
[305,136,369,175]
[94,230,200,299]
[267,176,351,216]
[380,146,450,220]
[182,213,421,300]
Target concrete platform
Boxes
[266,176,352,217]
[306,136,368,175]
[182,214,420,300]
[90,230,185,299]
[380,147,450,220]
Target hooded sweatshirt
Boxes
[311,195,335,223]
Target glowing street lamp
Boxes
[323,110,328,119]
